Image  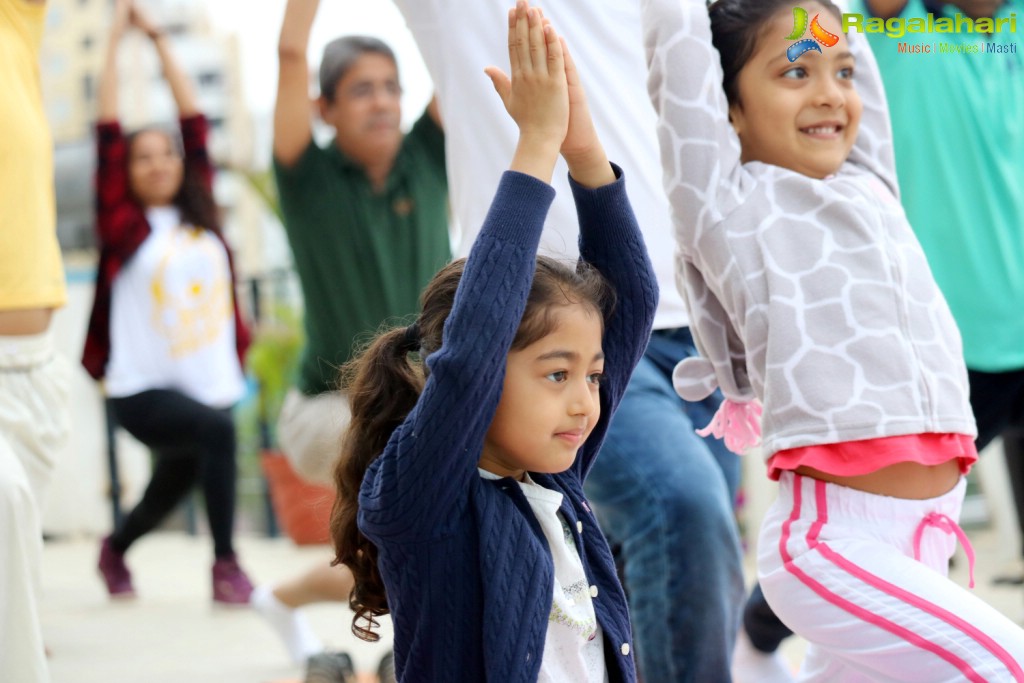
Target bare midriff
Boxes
[794,458,962,501]
[0,307,54,336]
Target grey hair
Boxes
[319,35,398,102]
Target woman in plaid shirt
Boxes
[84,0,254,606]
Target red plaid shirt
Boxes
[82,114,250,381]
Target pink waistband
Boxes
[768,433,978,481]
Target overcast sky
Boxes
[206,0,433,125]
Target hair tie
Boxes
[401,322,420,352]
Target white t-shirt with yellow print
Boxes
[104,206,245,408]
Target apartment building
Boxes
[39,0,260,270]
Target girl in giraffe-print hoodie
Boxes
[642,0,1024,679]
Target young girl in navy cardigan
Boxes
[330,3,657,681]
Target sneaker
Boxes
[377,650,396,683]
[304,651,357,683]
[97,535,135,598]
[212,555,254,605]
[991,558,1024,586]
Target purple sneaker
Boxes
[97,536,135,598]
[212,555,254,605]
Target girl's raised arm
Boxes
[641,0,744,245]
[572,169,658,478]
[358,0,565,543]
[97,0,130,123]
[94,0,135,248]
[131,6,213,189]
[131,4,199,118]
[843,26,898,195]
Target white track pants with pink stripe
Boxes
[758,472,1024,682]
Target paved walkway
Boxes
[42,533,391,683]
[40,526,1021,683]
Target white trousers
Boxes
[276,388,351,486]
[759,471,1024,682]
[0,332,70,683]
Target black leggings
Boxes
[968,366,1024,451]
[969,366,1024,559]
[108,389,238,559]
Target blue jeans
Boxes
[585,327,745,682]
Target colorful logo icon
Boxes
[785,7,840,62]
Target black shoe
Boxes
[377,650,396,683]
[304,651,356,683]
[992,571,1024,586]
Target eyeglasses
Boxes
[344,81,403,101]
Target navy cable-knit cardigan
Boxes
[358,165,658,683]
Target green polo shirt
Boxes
[274,112,450,395]
[853,0,1024,371]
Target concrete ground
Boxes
[40,524,1023,683]
[41,533,392,683]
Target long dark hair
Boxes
[331,255,614,641]
[709,0,843,107]
[126,127,221,234]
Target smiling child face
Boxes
[729,2,862,179]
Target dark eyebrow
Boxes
[535,350,605,363]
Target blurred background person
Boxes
[83,0,255,606]
[251,0,449,679]
[0,0,72,679]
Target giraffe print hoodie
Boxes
[641,0,976,461]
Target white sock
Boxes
[732,627,796,683]
[252,584,324,664]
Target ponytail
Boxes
[331,322,423,641]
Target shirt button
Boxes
[576,521,583,533]
[590,585,599,598]
[621,643,630,656]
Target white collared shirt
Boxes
[480,469,608,683]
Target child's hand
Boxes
[559,37,614,188]
[485,1,568,183]
[559,39,597,163]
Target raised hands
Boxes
[100,0,198,119]
[108,0,161,42]
[129,2,162,41]
[99,0,133,121]
[485,0,569,183]
[486,1,613,187]
[559,36,613,188]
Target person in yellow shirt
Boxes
[0,0,71,680]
